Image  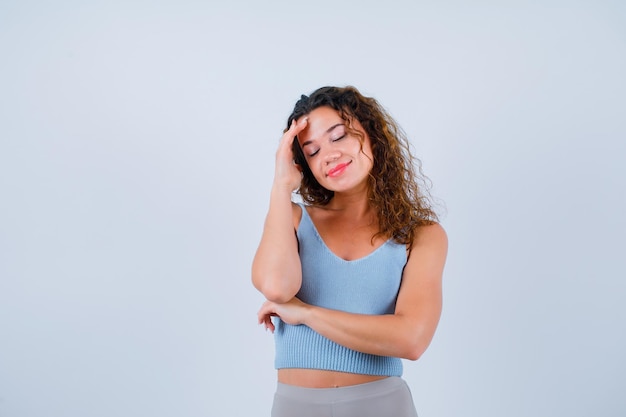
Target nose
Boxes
[324,149,341,164]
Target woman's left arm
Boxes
[257,223,448,361]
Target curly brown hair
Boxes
[287,86,439,247]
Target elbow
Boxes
[395,316,438,361]
[262,288,297,304]
[401,333,431,361]
[252,273,300,303]
[404,346,425,361]
[251,256,302,303]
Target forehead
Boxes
[297,106,345,145]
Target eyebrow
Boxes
[301,123,344,147]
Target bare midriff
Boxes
[278,369,388,388]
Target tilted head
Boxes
[286,85,439,245]
[288,86,403,204]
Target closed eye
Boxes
[308,149,320,157]
[332,134,346,142]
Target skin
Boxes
[252,106,448,388]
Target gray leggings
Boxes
[271,377,418,417]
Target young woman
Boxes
[252,86,448,417]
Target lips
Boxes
[327,161,351,178]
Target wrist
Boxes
[271,183,296,197]
[302,303,316,327]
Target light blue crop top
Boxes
[274,204,408,376]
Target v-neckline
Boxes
[300,205,391,263]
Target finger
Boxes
[279,117,308,149]
[286,117,308,133]
[291,117,308,134]
[258,309,270,324]
[265,315,276,333]
[257,301,275,322]
[258,312,276,332]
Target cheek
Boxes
[357,139,374,161]
[304,161,325,181]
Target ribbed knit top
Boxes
[274,204,408,376]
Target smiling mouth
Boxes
[327,161,351,177]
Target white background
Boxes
[1,1,625,416]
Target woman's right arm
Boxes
[251,118,308,303]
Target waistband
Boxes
[275,377,407,403]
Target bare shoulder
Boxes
[406,222,448,268]
[413,222,448,249]
[396,222,447,318]
[291,202,303,230]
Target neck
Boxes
[327,190,373,220]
